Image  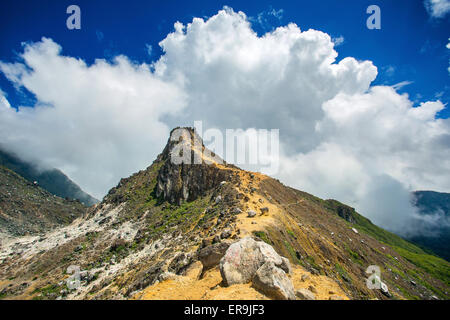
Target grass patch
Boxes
[286,229,296,239]
[32,283,62,300]
[393,246,450,287]
[284,241,300,264]
[344,245,363,266]
[335,263,350,282]
[253,231,272,245]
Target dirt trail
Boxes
[136,262,348,300]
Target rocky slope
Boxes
[0,128,448,300]
[0,149,98,206]
[0,165,86,237]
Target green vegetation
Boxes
[335,263,350,282]
[352,211,450,290]
[286,229,296,239]
[345,246,363,266]
[32,283,63,300]
[393,246,450,286]
[321,197,450,295]
[284,240,300,264]
[253,231,272,245]
[352,213,425,254]
[306,256,321,272]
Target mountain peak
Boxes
[155,127,236,204]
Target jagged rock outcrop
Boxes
[155,128,235,204]
[324,199,357,223]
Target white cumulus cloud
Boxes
[0,38,186,198]
[424,0,450,18]
[0,7,449,236]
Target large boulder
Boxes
[219,237,292,286]
[252,261,296,300]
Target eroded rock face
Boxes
[219,237,292,286]
[252,261,296,300]
[155,128,234,204]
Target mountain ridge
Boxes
[0,149,98,206]
[0,128,448,300]
[0,165,86,237]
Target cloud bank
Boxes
[1,7,449,237]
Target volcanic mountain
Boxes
[0,149,98,206]
[0,128,448,300]
[0,165,86,237]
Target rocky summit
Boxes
[0,127,449,300]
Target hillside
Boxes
[0,128,448,300]
[0,149,98,206]
[0,166,86,237]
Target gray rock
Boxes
[220,237,265,285]
[219,237,289,286]
[295,288,316,300]
[380,281,391,298]
[280,257,292,275]
[198,242,231,269]
[252,261,296,300]
[308,285,317,293]
[221,229,232,239]
[168,252,193,274]
[247,210,257,218]
[233,208,242,214]
[158,272,177,282]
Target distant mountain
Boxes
[407,191,450,261]
[0,165,86,236]
[413,191,450,214]
[0,149,98,206]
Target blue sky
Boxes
[0,0,449,117]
